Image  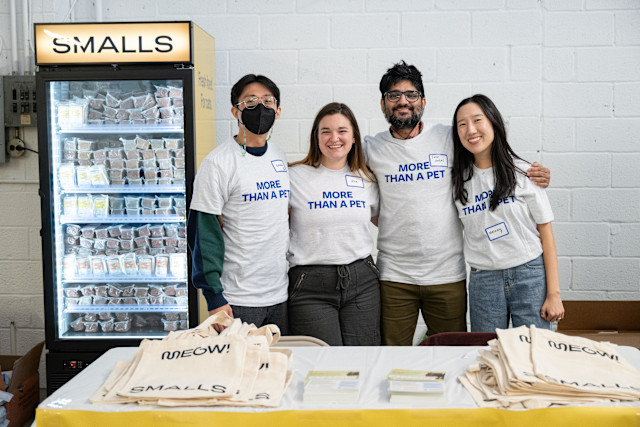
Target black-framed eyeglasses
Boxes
[236,96,277,109]
[384,90,422,103]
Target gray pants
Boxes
[230,301,288,335]
[287,256,381,346]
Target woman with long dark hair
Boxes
[287,102,380,345]
[452,94,564,332]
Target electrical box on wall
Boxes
[3,75,37,127]
[1,75,37,164]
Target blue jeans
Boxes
[469,255,551,332]
[287,255,381,346]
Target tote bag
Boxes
[116,334,247,400]
[530,326,640,399]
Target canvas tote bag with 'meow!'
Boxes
[529,326,640,400]
[116,334,247,400]
[155,335,269,407]
[156,335,290,407]
[460,328,632,409]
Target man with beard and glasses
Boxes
[363,61,550,345]
[189,74,290,333]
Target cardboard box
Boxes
[557,301,640,349]
[0,341,44,427]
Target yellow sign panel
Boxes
[34,22,192,65]
[191,23,216,323]
[192,24,216,172]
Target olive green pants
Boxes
[380,280,467,346]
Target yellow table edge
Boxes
[37,406,640,427]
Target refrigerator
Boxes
[34,21,216,394]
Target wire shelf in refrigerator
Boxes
[61,330,174,339]
[61,184,185,194]
[63,276,187,283]
[65,304,187,313]
[61,214,186,224]
[57,124,184,134]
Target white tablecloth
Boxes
[39,345,640,414]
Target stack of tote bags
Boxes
[90,312,293,408]
[459,325,640,409]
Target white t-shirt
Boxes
[191,140,290,307]
[455,159,554,270]
[288,164,379,267]
[364,124,466,285]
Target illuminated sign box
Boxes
[34,22,193,65]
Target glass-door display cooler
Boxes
[35,22,215,394]
[51,78,190,338]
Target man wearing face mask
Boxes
[364,61,551,345]
[188,74,290,332]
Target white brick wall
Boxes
[505,117,541,152]
[543,48,575,82]
[572,258,640,291]
[572,189,640,222]
[262,15,330,49]
[299,50,368,84]
[577,47,640,81]
[544,12,614,46]
[542,119,575,152]
[297,0,364,13]
[230,51,299,84]
[511,46,541,81]
[615,10,640,44]
[438,48,508,82]
[473,11,542,45]
[401,12,471,47]
[541,153,611,188]
[612,154,640,187]
[554,223,611,256]
[474,82,541,116]
[0,0,638,382]
[332,14,400,48]
[614,83,640,116]
[544,83,612,117]
[577,118,640,152]
[611,224,640,257]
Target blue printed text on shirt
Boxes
[242,179,290,202]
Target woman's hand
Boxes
[540,294,564,322]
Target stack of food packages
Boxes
[58,85,184,128]
[91,312,293,408]
[59,136,186,190]
[65,284,188,334]
[62,219,189,334]
[459,325,640,409]
[62,223,187,277]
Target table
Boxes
[36,346,640,426]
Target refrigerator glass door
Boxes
[48,79,188,339]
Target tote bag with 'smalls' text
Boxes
[155,335,269,407]
[116,333,248,400]
[91,311,292,406]
[460,326,640,409]
[529,326,640,399]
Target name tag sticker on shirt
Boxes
[429,154,448,168]
[345,175,364,188]
[485,222,509,241]
[271,160,287,173]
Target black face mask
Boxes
[240,104,276,135]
